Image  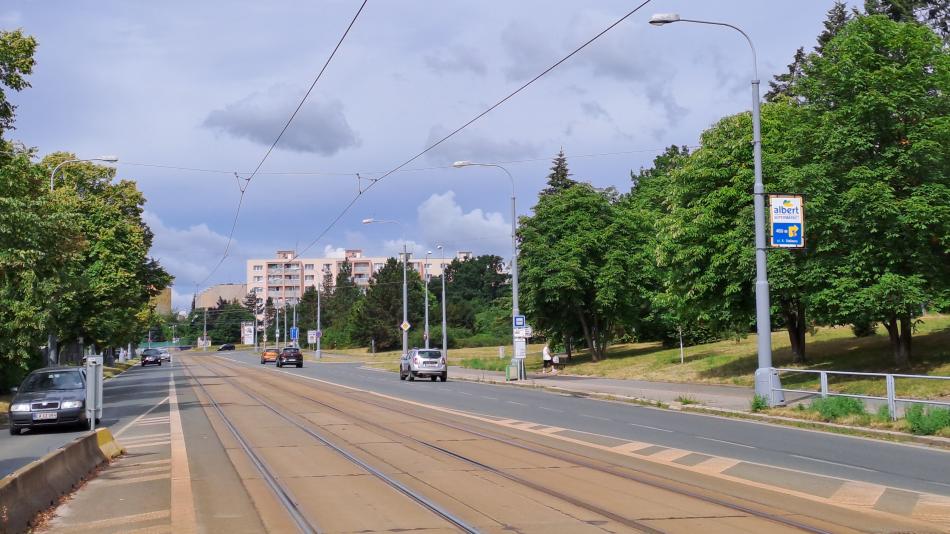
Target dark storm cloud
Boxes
[203,84,360,156]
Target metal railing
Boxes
[773,368,950,420]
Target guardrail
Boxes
[773,368,950,420]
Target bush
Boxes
[750,395,769,412]
[809,397,866,421]
[460,357,509,372]
[905,404,950,435]
[851,321,877,337]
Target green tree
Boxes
[355,258,425,351]
[865,0,950,41]
[794,15,950,364]
[208,299,252,343]
[0,30,37,133]
[541,149,576,196]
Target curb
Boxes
[0,428,124,534]
[447,373,950,451]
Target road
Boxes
[0,361,171,478]
[14,349,950,532]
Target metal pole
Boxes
[439,246,448,357]
[511,193,524,380]
[316,286,322,359]
[283,303,287,347]
[679,326,684,365]
[402,244,409,357]
[424,252,430,349]
[202,308,207,351]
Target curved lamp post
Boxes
[649,13,781,404]
[49,155,119,192]
[451,161,523,379]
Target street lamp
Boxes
[49,155,119,192]
[362,218,411,358]
[650,13,781,404]
[452,160,523,379]
[424,250,432,349]
[437,244,448,358]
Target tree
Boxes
[865,0,950,41]
[208,299,252,343]
[767,2,851,101]
[0,30,37,134]
[794,15,950,365]
[355,258,425,351]
[541,149,576,196]
[520,183,644,361]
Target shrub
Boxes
[809,397,866,421]
[905,404,950,435]
[750,395,769,412]
[850,321,877,337]
[675,395,698,405]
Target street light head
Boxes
[361,218,375,224]
[97,155,119,163]
[649,13,680,26]
[427,250,432,255]
[452,160,472,168]
[436,244,443,250]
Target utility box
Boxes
[85,356,104,431]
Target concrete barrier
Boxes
[0,428,124,534]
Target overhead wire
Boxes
[197,0,369,289]
[291,0,657,261]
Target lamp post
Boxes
[362,218,411,358]
[437,245,448,358]
[452,161,522,379]
[649,13,780,404]
[45,156,118,364]
[424,250,432,349]
[49,155,119,192]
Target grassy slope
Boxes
[562,315,950,399]
[323,344,547,372]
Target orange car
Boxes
[260,348,279,364]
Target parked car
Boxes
[159,348,171,361]
[141,348,162,366]
[260,347,279,365]
[400,348,446,382]
[277,346,303,368]
[8,367,89,435]
[217,343,235,352]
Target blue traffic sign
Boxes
[290,326,299,340]
[513,315,526,328]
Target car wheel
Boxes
[260,359,265,364]
[296,363,302,368]
[408,372,415,381]
[9,425,19,435]
[276,361,281,368]
[399,370,406,380]
[440,372,447,382]
[431,376,437,382]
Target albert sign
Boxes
[769,195,805,248]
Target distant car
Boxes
[8,367,89,435]
[400,348,446,382]
[260,348,279,364]
[217,344,235,352]
[277,347,303,368]
[141,348,162,366]
[159,348,171,361]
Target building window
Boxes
[323,263,332,271]
[253,265,263,272]
[267,263,279,270]
[253,276,263,282]
[305,264,314,271]
[305,275,314,281]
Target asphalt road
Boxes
[0,361,173,478]
[214,349,950,497]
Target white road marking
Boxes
[629,423,673,433]
[538,406,564,413]
[169,372,198,532]
[790,454,876,473]
[481,396,498,401]
[115,395,170,438]
[506,401,526,406]
[579,414,611,421]
[458,391,474,396]
[697,436,757,449]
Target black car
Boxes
[8,367,89,435]
[217,343,235,351]
[277,347,303,368]
[141,348,162,366]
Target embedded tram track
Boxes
[206,355,838,534]
[180,357,479,534]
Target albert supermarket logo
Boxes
[773,199,800,216]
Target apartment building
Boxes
[196,283,248,309]
[246,249,472,307]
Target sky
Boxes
[3,1,846,310]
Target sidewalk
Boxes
[448,366,758,411]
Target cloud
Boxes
[203,84,360,155]
[423,125,541,163]
[424,45,486,76]
[322,245,347,258]
[500,21,552,81]
[382,239,424,257]
[415,191,510,256]
[580,101,610,120]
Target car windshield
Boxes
[417,350,442,359]
[282,348,300,354]
[143,349,160,356]
[20,371,84,392]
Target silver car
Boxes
[400,349,446,382]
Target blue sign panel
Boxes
[771,223,803,247]
[769,195,805,249]
[290,326,299,340]
[513,315,526,328]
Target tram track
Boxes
[180,357,478,534]
[200,355,839,533]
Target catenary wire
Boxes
[290,0,656,261]
[198,0,368,289]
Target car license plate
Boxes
[33,412,57,421]
[424,362,437,366]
